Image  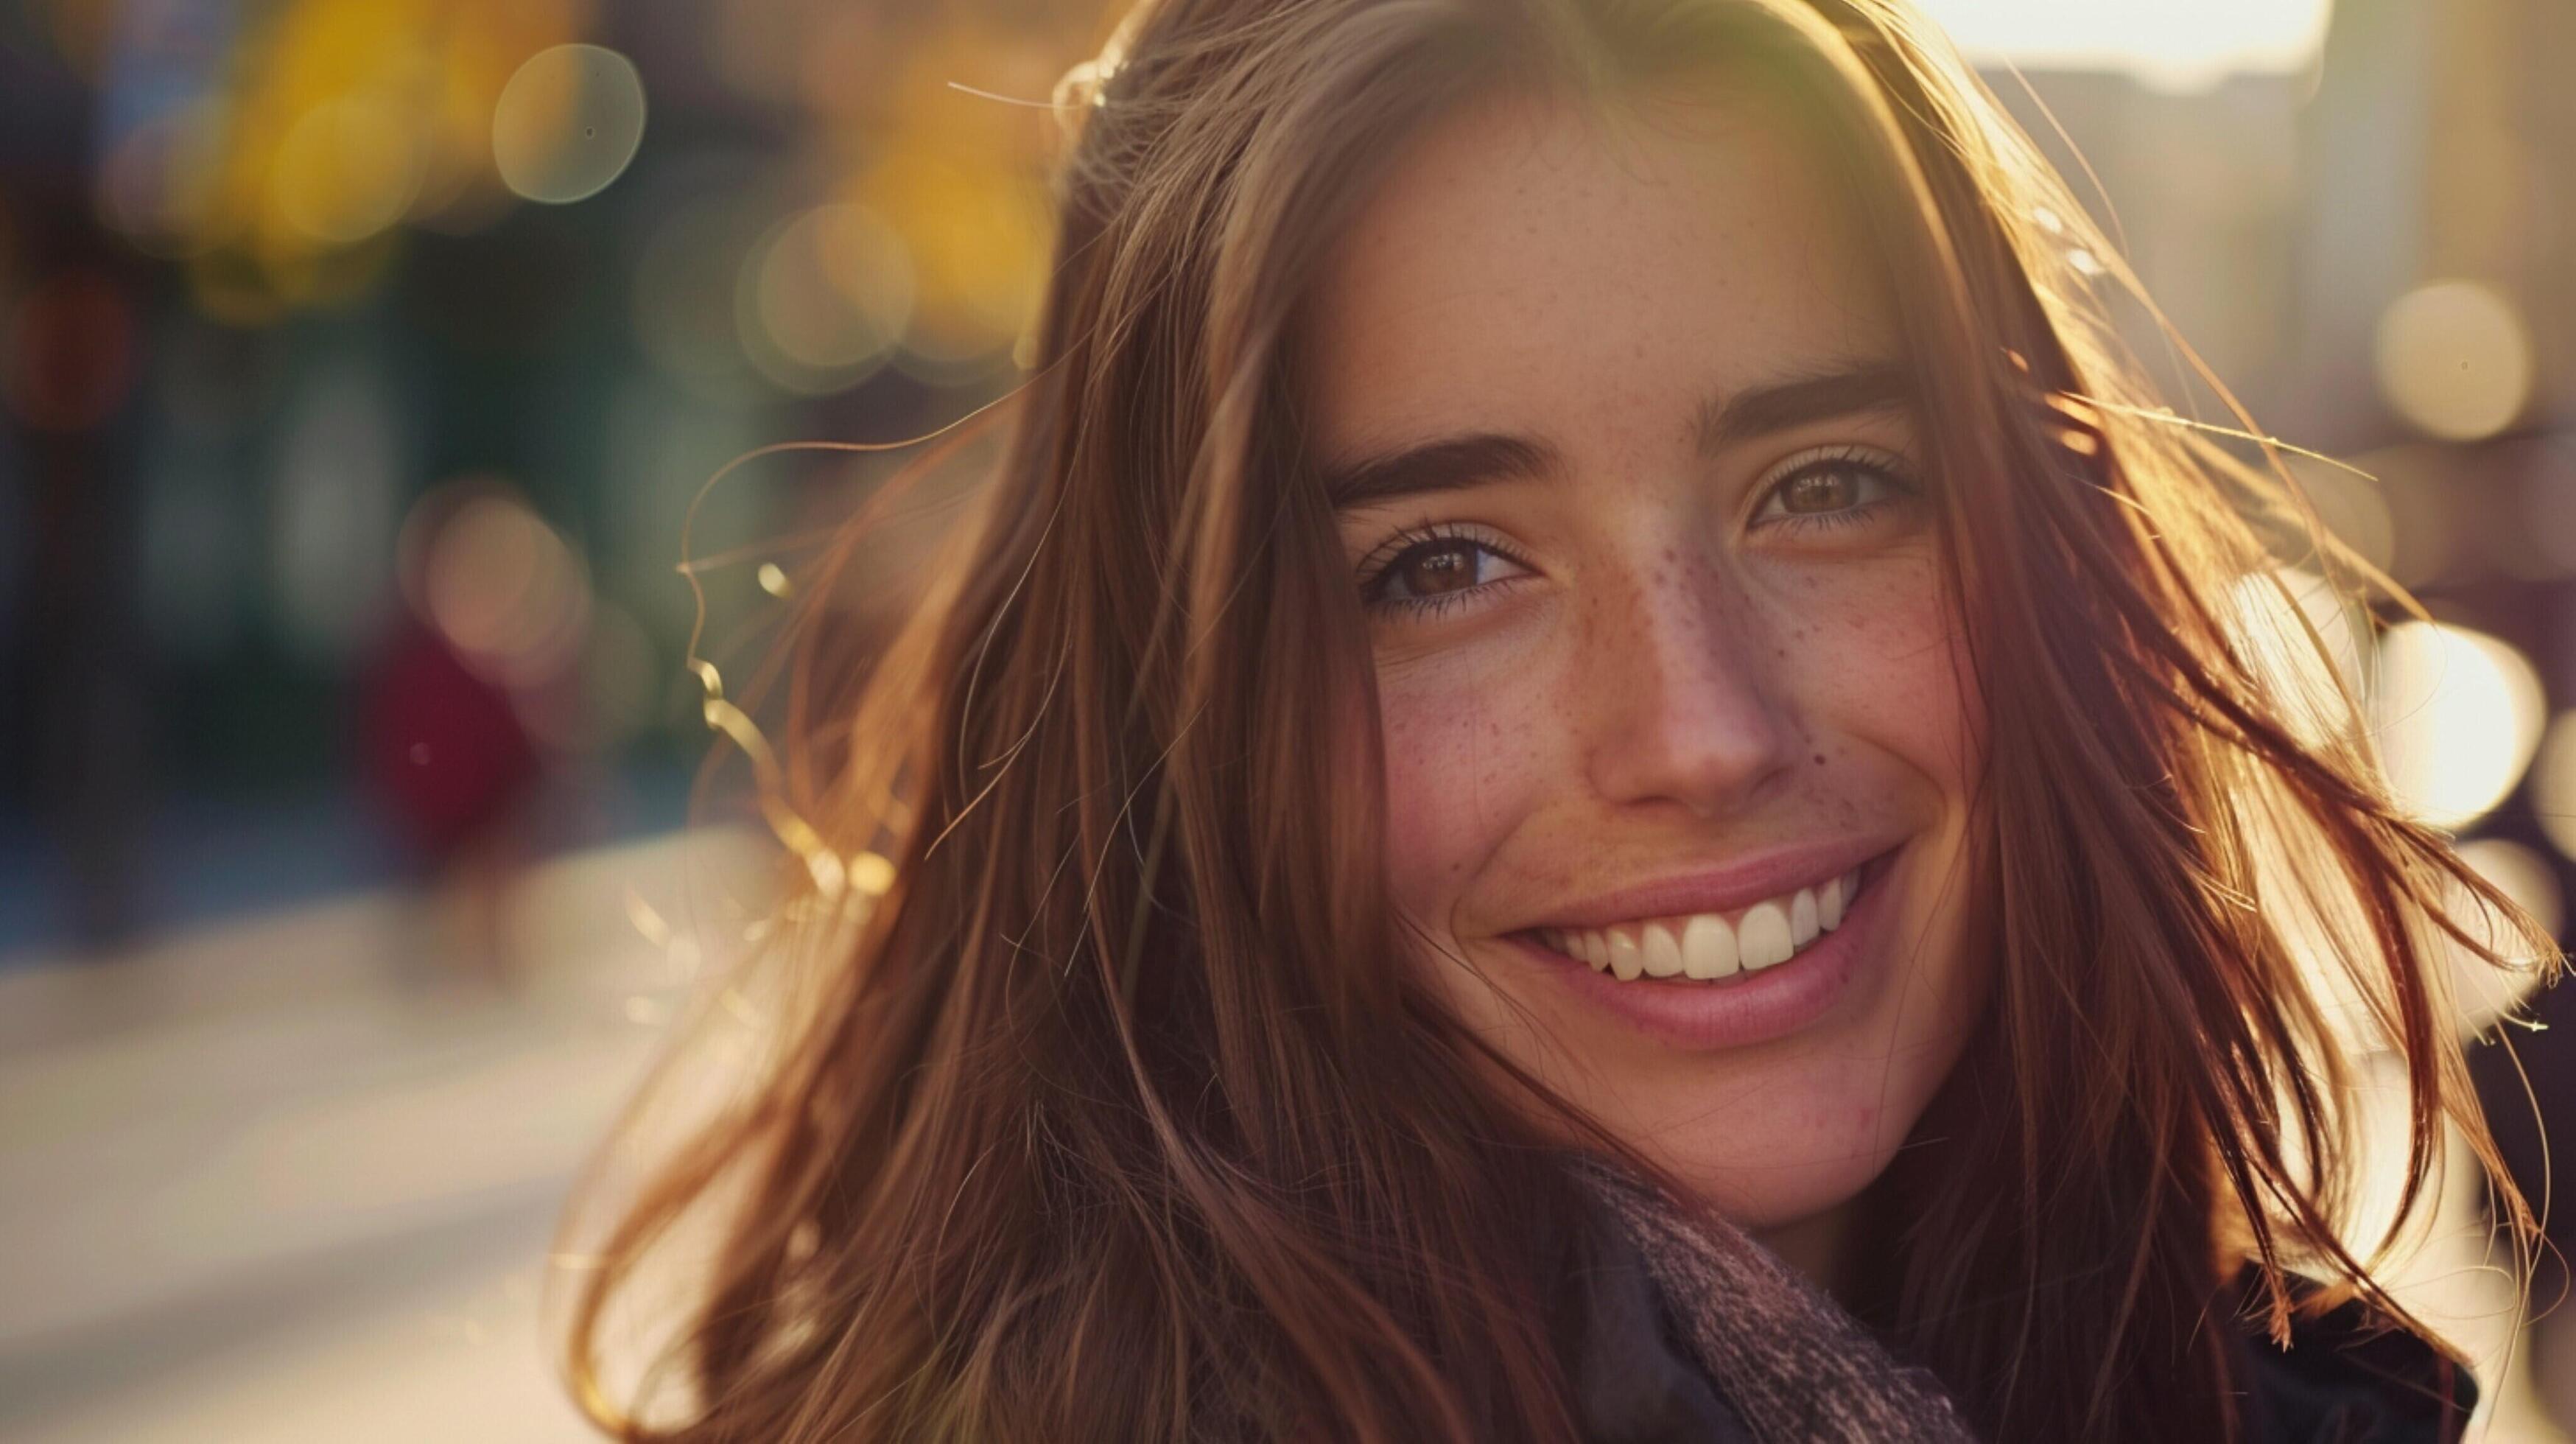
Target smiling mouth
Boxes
[1518,853,1891,984]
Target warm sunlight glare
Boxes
[1914,0,2336,91]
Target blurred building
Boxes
[0,0,1104,954]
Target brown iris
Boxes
[1394,540,1481,596]
[1777,466,1861,514]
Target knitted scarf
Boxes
[1574,1160,1981,1444]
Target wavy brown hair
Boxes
[560,0,2551,1439]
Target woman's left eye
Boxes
[1748,446,1922,531]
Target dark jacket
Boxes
[1564,1222,2477,1443]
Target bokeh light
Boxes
[2370,620,2544,829]
[860,149,1047,375]
[2447,838,2561,1033]
[2529,712,2576,865]
[2373,279,2535,443]
[737,203,914,394]
[491,44,647,206]
[399,480,594,690]
[270,94,429,244]
[2456,838,2564,941]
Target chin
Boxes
[1682,1148,1896,1232]
[1607,1047,1937,1227]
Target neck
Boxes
[1753,1201,1857,1303]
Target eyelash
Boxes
[1354,445,1923,621]
[1356,521,1535,620]
[1749,444,1924,535]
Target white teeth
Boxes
[1606,928,1644,981]
[1737,902,1794,970]
[1544,866,1866,983]
[1681,913,1738,980]
[1641,922,1684,978]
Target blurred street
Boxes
[3,821,2572,1442]
[0,828,762,1444]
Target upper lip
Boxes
[1512,836,1903,931]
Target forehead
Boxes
[1302,80,1901,461]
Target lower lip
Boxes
[1506,854,1895,1051]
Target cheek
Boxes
[1793,556,1981,799]
[1377,649,1559,924]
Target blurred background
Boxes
[2,0,2574,1438]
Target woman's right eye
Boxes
[1360,530,1534,617]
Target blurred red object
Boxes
[4,269,138,432]
[358,620,541,861]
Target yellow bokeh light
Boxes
[270,95,428,244]
[2370,620,2544,830]
[860,149,1048,372]
[153,0,592,320]
[2373,280,2534,443]
[491,43,647,205]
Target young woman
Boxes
[563,0,2547,1438]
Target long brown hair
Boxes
[561,1,2551,1438]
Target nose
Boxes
[1579,563,1797,819]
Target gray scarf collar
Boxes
[1573,1160,1980,1444]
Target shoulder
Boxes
[2222,1266,2479,1444]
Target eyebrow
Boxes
[1321,360,1917,511]
[1691,360,1916,455]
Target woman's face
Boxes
[1308,84,1988,1238]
